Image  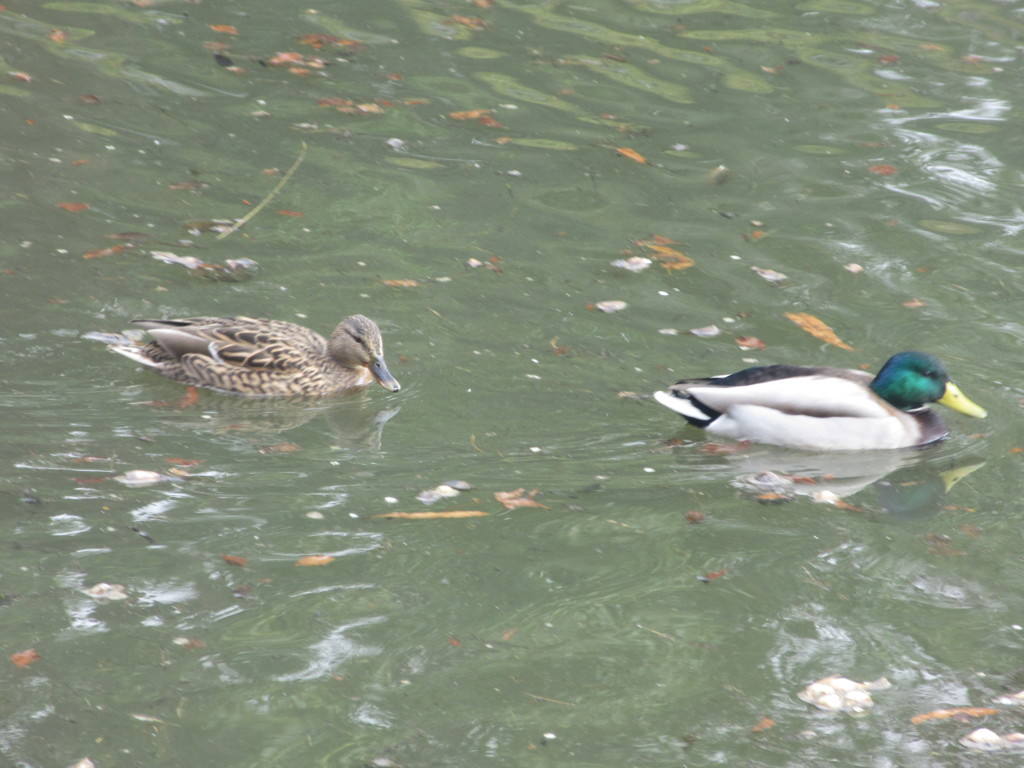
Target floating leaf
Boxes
[165,457,202,467]
[296,555,335,566]
[869,164,898,175]
[736,336,766,350]
[615,147,649,164]
[221,554,248,567]
[494,488,549,510]
[10,649,40,667]
[381,279,419,287]
[784,312,854,350]
[83,244,131,259]
[81,583,128,601]
[172,637,206,650]
[448,15,488,29]
[58,202,89,212]
[450,109,493,120]
[258,442,301,454]
[751,716,775,732]
[373,510,487,519]
[910,707,999,725]
[48,29,67,44]
[751,265,788,283]
[903,298,926,308]
[210,24,238,34]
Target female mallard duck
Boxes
[653,351,985,451]
[106,314,400,397]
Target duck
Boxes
[104,314,400,397]
[653,351,986,451]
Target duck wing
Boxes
[684,365,889,420]
[134,317,327,372]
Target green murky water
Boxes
[2,1,1023,766]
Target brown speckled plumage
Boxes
[105,314,400,397]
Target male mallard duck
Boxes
[105,314,400,397]
[653,351,986,450]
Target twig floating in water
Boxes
[216,141,308,241]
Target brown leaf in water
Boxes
[48,29,67,44]
[59,202,89,212]
[221,554,248,567]
[83,244,130,259]
[373,510,488,520]
[298,34,364,49]
[752,716,776,732]
[910,707,999,725]
[11,649,40,667]
[784,312,854,350]
[450,109,493,120]
[615,147,649,164]
[736,336,766,350]
[449,15,488,29]
[296,555,335,566]
[903,298,926,308]
[266,52,304,66]
[258,442,301,454]
[165,457,201,467]
[495,488,549,509]
[869,164,898,175]
[381,279,419,287]
[210,24,238,35]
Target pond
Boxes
[2,1,1023,766]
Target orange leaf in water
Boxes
[450,109,493,120]
[660,255,695,271]
[221,554,248,567]
[373,510,488,520]
[318,97,354,108]
[266,52,304,65]
[257,442,301,454]
[869,164,898,175]
[784,312,855,350]
[494,488,549,510]
[165,457,201,467]
[298,34,364,49]
[11,649,40,667]
[48,29,67,43]
[478,115,504,128]
[910,707,999,725]
[277,210,304,217]
[736,336,766,350]
[449,15,488,29]
[704,568,728,580]
[752,716,775,732]
[296,555,335,566]
[381,279,419,287]
[903,298,926,308]
[210,24,238,34]
[82,244,129,259]
[645,244,685,259]
[59,202,89,212]
[10,71,32,82]
[615,147,649,164]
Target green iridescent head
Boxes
[871,351,986,417]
